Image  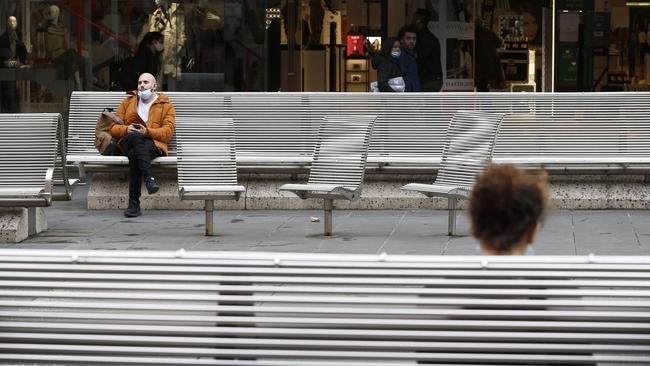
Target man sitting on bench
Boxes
[110,73,176,217]
[469,164,549,255]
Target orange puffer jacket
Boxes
[110,91,176,155]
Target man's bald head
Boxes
[137,73,157,102]
[138,73,157,89]
[138,73,157,92]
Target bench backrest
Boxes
[225,93,449,162]
[176,117,238,189]
[308,115,377,189]
[436,111,505,188]
[68,92,650,169]
[221,92,650,165]
[0,113,60,193]
[67,92,132,157]
[492,92,650,159]
[1,250,649,365]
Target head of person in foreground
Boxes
[469,164,549,255]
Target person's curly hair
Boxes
[469,164,548,254]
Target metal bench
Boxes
[1,250,649,365]
[66,91,225,182]
[280,115,377,236]
[402,111,506,236]
[68,92,650,174]
[176,117,245,236]
[0,114,64,238]
[222,92,650,172]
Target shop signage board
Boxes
[429,0,475,91]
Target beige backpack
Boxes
[95,109,123,155]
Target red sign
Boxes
[346,35,365,58]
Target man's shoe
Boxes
[124,204,141,217]
[145,176,160,194]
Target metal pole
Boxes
[448,198,457,236]
[323,198,333,236]
[205,200,214,236]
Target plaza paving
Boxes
[3,185,650,256]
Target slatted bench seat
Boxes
[280,115,377,236]
[176,117,245,236]
[0,114,67,242]
[403,111,506,236]
[0,250,649,365]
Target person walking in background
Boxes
[398,25,421,92]
[111,73,175,217]
[474,20,505,91]
[413,9,443,92]
[469,164,548,255]
[119,32,164,91]
[371,37,403,92]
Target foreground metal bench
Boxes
[176,117,245,236]
[0,250,649,365]
[280,115,377,236]
[403,111,505,236]
[0,114,63,238]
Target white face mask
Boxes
[154,42,164,52]
[138,88,153,100]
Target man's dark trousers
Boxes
[122,132,161,206]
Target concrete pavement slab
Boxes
[2,183,649,256]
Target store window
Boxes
[0,0,268,114]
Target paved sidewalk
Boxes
[2,185,649,255]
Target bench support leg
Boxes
[323,199,333,236]
[448,198,457,236]
[27,207,36,237]
[205,200,214,236]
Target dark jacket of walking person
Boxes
[398,25,421,92]
[371,37,402,92]
[119,32,164,91]
[110,73,175,218]
[414,9,443,92]
[475,22,505,92]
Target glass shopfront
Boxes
[0,0,644,115]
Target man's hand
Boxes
[127,124,146,135]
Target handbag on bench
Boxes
[95,108,123,156]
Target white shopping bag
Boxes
[388,76,405,92]
[370,77,405,93]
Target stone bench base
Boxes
[0,207,47,243]
[87,173,650,210]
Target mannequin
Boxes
[0,16,27,67]
[35,5,67,60]
[140,0,185,81]
[185,0,223,72]
[34,4,84,89]
[0,15,27,112]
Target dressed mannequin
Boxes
[0,16,27,67]
[140,0,185,80]
[0,15,27,112]
[185,0,223,72]
[34,5,84,89]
